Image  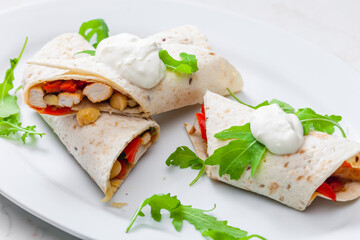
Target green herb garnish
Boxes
[79,19,109,48]
[126,193,266,240]
[296,108,345,137]
[149,126,157,136]
[75,50,96,56]
[0,38,44,143]
[206,123,267,179]
[159,50,198,74]
[166,146,205,186]
[227,88,345,137]
[167,124,267,184]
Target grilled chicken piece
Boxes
[140,132,151,145]
[83,83,113,103]
[28,87,46,108]
[58,91,83,107]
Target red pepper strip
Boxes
[43,80,63,93]
[341,161,352,168]
[201,104,205,115]
[196,112,207,142]
[34,106,74,116]
[317,182,336,201]
[76,80,87,90]
[326,177,345,192]
[124,136,141,163]
[115,159,127,179]
[60,80,78,93]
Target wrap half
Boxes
[23,26,242,119]
[42,113,159,201]
[186,91,360,210]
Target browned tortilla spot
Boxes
[313,132,330,139]
[284,162,289,168]
[244,187,251,191]
[306,176,312,183]
[297,176,304,181]
[299,149,306,154]
[287,184,291,189]
[224,109,230,113]
[269,182,279,195]
[259,184,265,188]
[279,196,284,202]
[188,124,196,134]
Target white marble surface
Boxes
[1,0,360,239]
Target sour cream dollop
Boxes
[250,104,304,155]
[95,33,166,89]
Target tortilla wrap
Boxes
[186,91,360,210]
[146,25,210,49]
[42,113,159,200]
[23,26,242,118]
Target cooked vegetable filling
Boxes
[28,80,139,119]
[316,160,360,201]
[104,127,157,201]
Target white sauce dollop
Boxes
[95,33,166,89]
[250,104,304,155]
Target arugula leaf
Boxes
[126,193,265,240]
[75,50,96,56]
[203,231,266,240]
[206,123,266,179]
[14,85,22,94]
[0,40,25,118]
[166,125,266,183]
[226,88,259,110]
[269,99,295,114]
[296,108,346,137]
[166,146,205,186]
[0,38,44,143]
[0,115,43,143]
[159,50,198,74]
[214,126,254,141]
[227,89,295,114]
[227,88,345,137]
[79,19,109,48]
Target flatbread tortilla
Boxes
[23,26,242,118]
[42,113,159,201]
[186,91,360,210]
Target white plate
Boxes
[1,0,360,239]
